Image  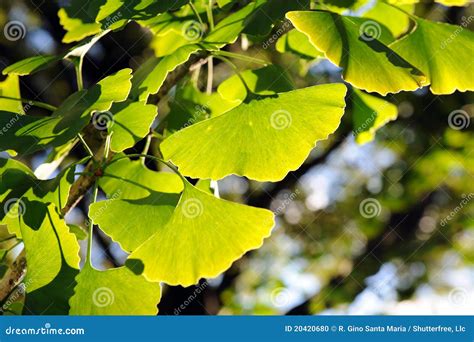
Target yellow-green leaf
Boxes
[390,17,474,94]
[287,10,427,95]
[100,157,183,200]
[0,75,24,113]
[161,84,347,181]
[69,263,161,315]
[108,101,157,152]
[352,89,398,144]
[126,180,274,286]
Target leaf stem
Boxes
[0,95,57,111]
[74,57,84,91]
[206,56,213,94]
[211,50,267,65]
[106,153,184,181]
[212,55,254,96]
[141,134,152,165]
[207,0,215,30]
[86,183,98,266]
[189,2,205,27]
[77,134,94,158]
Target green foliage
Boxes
[0,0,472,315]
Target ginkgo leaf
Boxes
[352,89,398,144]
[90,192,180,251]
[0,69,132,155]
[69,263,161,315]
[24,262,79,315]
[0,74,24,113]
[0,158,75,236]
[363,2,414,38]
[287,11,427,95]
[243,0,310,37]
[108,101,157,152]
[165,83,237,132]
[148,14,195,57]
[124,180,274,286]
[161,83,347,181]
[58,0,189,43]
[100,157,183,199]
[390,17,474,94]
[130,45,201,102]
[217,65,294,103]
[3,32,108,77]
[276,29,323,59]
[204,0,266,47]
[2,56,61,76]
[16,203,80,292]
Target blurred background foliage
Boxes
[0,0,473,315]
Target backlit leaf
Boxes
[390,17,474,94]
[0,75,24,113]
[161,83,347,181]
[69,263,161,315]
[352,89,398,144]
[130,45,200,102]
[108,101,158,152]
[100,157,183,200]
[287,10,427,95]
[0,69,132,155]
[2,56,61,76]
[124,180,274,286]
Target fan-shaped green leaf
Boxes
[0,75,24,113]
[287,11,427,95]
[90,192,180,252]
[125,180,274,286]
[130,45,200,102]
[100,157,183,199]
[276,29,323,59]
[352,89,398,144]
[243,0,310,37]
[204,0,266,47]
[14,203,79,292]
[217,65,294,103]
[161,83,347,181]
[390,17,474,94]
[0,69,132,155]
[69,263,161,315]
[108,101,157,152]
[363,2,414,38]
[165,83,237,132]
[2,56,61,76]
